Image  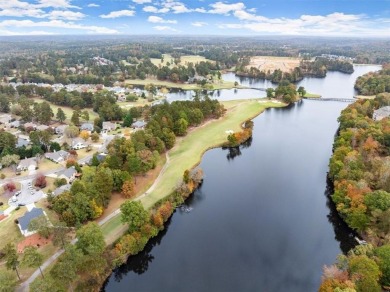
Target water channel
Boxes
[103,65,381,292]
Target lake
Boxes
[103,65,381,292]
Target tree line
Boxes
[322,93,390,291]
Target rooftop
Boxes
[18,208,44,231]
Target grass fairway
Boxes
[125,78,243,90]
[140,99,286,209]
[304,92,321,98]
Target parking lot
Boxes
[8,180,45,207]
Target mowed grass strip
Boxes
[140,99,285,209]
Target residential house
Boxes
[52,184,71,197]
[102,121,117,132]
[16,137,29,148]
[0,114,12,125]
[36,124,50,131]
[9,120,20,128]
[44,150,69,163]
[80,122,94,132]
[71,138,86,150]
[24,122,37,130]
[373,106,390,121]
[17,157,37,172]
[131,120,147,130]
[57,166,77,183]
[18,207,48,236]
[55,125,67,135]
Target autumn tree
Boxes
[22,247,44,278]
[121,179,136,198]
[28,215,51,238]
[34,173,47,188]
[76,222,105,256]
[79,130,89,141]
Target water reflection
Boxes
[324,178,358,254]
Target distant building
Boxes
[71,138,86,150]
[16,137,29,148]
[52,184,71,197]
[18,207,47,237]
[55,125,67,135]
[56,166,77,183]
[373,106,390,121]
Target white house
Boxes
[131,120,147,130]
[18,207,48,237]
[55,125,67,135]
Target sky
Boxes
[0,0,389,37]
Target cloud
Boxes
[100,10,135,18]
[132,0,151,4]
[0,8,46,18]
[48,10,85,20]
[218,11,390,37]
[191,21,208,27]
[148,16,177,24]
[143,6,170,13]
[36,0,80,9]
[87,3,100,7]
[0,19,118,34]
[153,25,178,32]
[209,2,245,15]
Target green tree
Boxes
[0,132,17,155]
[76,222,105,256]
[64,125,79,139]
[38,102,54,124]
[348,255,381,292]
[297,86,307,97]
[0,271,17,292]
[22,246,44,278]
[52,222,71,248]
[123,113,133,127]
[174,118,188,136]
[1,154,20,168]
[81,110,89,121]
[266,88,274,99]
[56,108,66,123]
[374,245,390,286]
[3,243,20,280]
[71,110,80,126]
[120,201,149,233]
[50,245,82,290]
[28,215,51,238]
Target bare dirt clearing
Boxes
[247,56,301,73]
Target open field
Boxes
[150,54,213,68]
[31,98,98,123]
[247,56,301,73]
[125,78,243,90]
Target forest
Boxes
[323,93,390,291]
[355,64,390,95]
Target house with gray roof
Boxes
[55,125,67,135]
[131,120,147,130]
[80,122,94,132]
[373,106,390,121]
[36,124,50,131]
[102,121,117,132]
[16,137,29,148]
[17,157,37,172]
[57,166,77,183]
[18,207,47,236]
[53,184,71,197]
[44,150,69,163]
[9,120,20,128]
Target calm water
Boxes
[104,65,381,292]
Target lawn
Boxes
[0,207,25,250]
[150,54,214,69]
[304,92,322,98]
[140,99,286,209]
[31,98,98,123]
